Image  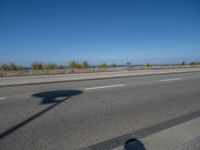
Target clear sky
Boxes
[0,0,200,66]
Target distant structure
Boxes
[126,62,132,71]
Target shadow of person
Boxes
[124,138,146,150]
[33,90,82,104]
[0,90,82,140]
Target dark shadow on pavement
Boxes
[33,90,82,104]
[0,90,82,140]
[124,138,146,150]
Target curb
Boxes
[0,70,200,88]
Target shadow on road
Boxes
[0,90,82,140]
[33,90,82,104]
[124,138,146,150]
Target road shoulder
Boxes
[1,68,200,87]
[114,117,200,150]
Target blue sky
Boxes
[0,0,200,66]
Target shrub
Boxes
[189,62,200,65]
[44,64,59,70]
[32,63,64,70]
[68,61,82,69]
[82,61,90,69]
[12,63,22,71]
[145,63,152,68]
[112,63,117,67]
[190,62,195,65]
[58,65,66,69]
[0,63,22,71]
[1,64,11,71]
[31,63,44,70]
[97,63,108,68]
[181,61,185,65]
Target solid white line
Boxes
[0,97,6,100]
[160,78,183,82]
[84,84,126,91]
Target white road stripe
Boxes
[160,78,182,82]
[84,84,126,91]
[0,97,6,100]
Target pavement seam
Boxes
[80,110,200,150]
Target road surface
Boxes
[0,71,200,149]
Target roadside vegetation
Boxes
[31,63,45,70]
[176,61,200,66]
[31,63,65,70]
[144,63,152,69]
[68,61,90,69]
[1,61,200,77]
[111,63,117,67]
[97,63,108,68]
[1,61,200,72]
[189,62,200,65]
[0,63,22,71]
[181,61,185,65]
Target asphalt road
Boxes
[0,71,200,150]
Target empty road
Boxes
[0,71,200,149]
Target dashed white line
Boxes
[160,78,183,82]
[0,97,6,100]
[84,84,126,91]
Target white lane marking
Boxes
[84,84,126,91]
[0,97,6,100]
[160,78,183,82]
